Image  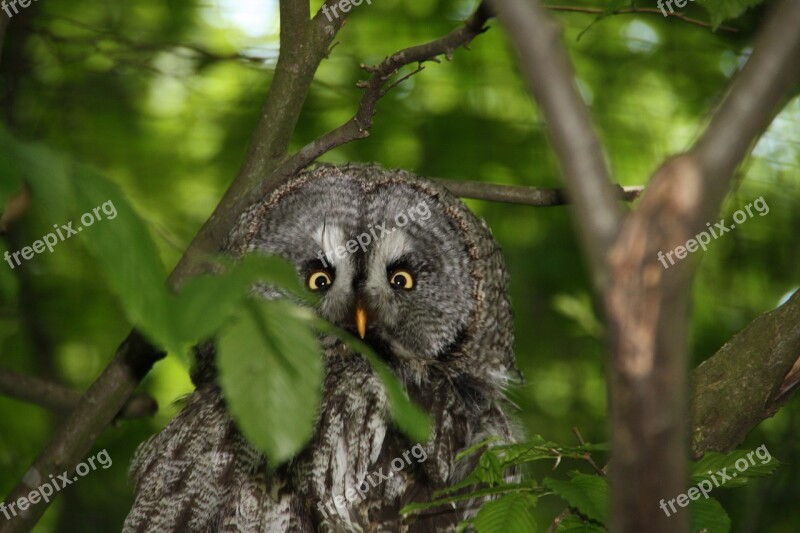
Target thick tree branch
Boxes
[490,0,622,293]
[0,367,156,420]
[492,1,800,532]
[691,290,800,456]
[432,179,643,206]
[266,3,494,193]
[601,1,800,531]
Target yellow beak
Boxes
[355,303,368,339]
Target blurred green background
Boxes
[0,0,797,531]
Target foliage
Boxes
[0,125,429,466]
[0,0,798,531]
[402,436,779,532]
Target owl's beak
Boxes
[355,302,368,339]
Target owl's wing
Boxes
[123,384,312,532]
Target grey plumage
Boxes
[124,164,521,532]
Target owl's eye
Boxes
[388,270,415,290]
[307,270,333,291]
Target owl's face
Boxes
[243,171,475,361]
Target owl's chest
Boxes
[291,356,431,531]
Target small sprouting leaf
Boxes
[473,493,537,533]
[544,473,609,525]
[218,299,323,464]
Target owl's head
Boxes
[227,164,517,388]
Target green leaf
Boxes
[691,496,731,533]
[691,448,779,488]
[402,481,538,516]
[544,473,609,525]
[70,166,174,349]
[0,126,73,223]
[575,0,633,40]
[556,514,606,532]
[217,299,323,464]
[473,493,537,533]
[696,0,765,27]
[171,254,313,348]
[0,127,175,349]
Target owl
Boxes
[123,163,521,532]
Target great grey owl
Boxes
[123,163,521,532]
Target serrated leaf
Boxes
[402,480,538,516]
[218,299,323,464]
[473,493,537,533]
[691,496,731,533]
[544,473,609,525]
[691,448,779,488]
[556,514,606,532]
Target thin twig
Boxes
[571,426,586,445]
[546,5,738,33]
[434,179,643,206]
[571,427,606,476]
[263,2,494,196]
[0,367,157,420]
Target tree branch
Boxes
[489,0,623,294]
[265,3,494,194]
[600,1,800,531]
[546,6,739,33]
[492,1,800,532]
[0,367,156,420]
[691,290,800,456]
[431,178,643,206]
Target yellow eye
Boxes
[307,271,333,291]
[389,270,414,290]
